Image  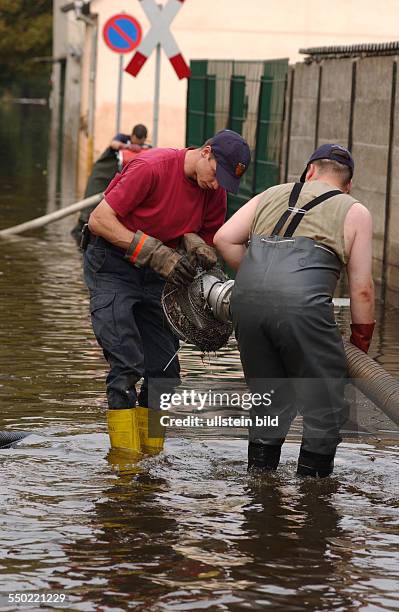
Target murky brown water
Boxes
[0,102,399,611]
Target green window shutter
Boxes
[204,75,216,140]
[253,59,288,192]
[226,74,249,222]
[254,75,274,192]
[227,75,246,134]
[186,61,208,147]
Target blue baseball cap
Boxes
[210,129,251,194]
[300,143,354,182]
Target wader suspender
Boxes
[271,183,342,238]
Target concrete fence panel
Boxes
[317,58,353,147]
[351,56,394,283]
[286,62,320,182]
[386,58,399,305]
[284,51,399,302]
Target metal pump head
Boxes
[161,268,234,352]
[201,275,234,323]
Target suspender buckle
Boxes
[287,206,306,215]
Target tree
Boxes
[0,0,52,93]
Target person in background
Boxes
[71,124,150,243]
[214,144,375,478]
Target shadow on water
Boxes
[0,101,399,610]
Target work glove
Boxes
[350,322,375,353]
[182,233,218,271]
[125,230,196,287]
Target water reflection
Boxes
[0,102,399,611]
[0,434,398,610]
[236,478,348,609]
[0,101,50,229]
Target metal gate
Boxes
[186,58,288,217]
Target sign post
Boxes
[103,14,143,133]
[125,0,191,147]
[153,42,161,147]
[116,54,124,133]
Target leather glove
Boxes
[350,322,375,353]
[125,230,196,287]
[182,233,218,271]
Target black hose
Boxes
[0,431,30,449]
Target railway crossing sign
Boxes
[103,14,143,54]
[125,0,191,80]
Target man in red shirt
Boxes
[85,130,250,455]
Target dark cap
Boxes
[210,129,251,194]
[300,143,354,182]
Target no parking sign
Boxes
[103,14,142,54]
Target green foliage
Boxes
[0,0,52,92]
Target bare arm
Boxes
[110,139,130,151]
[88,199,133,250]
[213,194,261,270]
[345,203,375,323]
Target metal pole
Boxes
[87,17,98,177]
[116,54,124,133]
[153,42,161,147]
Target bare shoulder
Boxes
[345,202,372,227]
[344,202,373,257]
[246,185,275,209]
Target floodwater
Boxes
[0,101,399,611]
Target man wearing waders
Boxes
[214,144,375,477]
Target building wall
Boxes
[87,0,399,158]
[62,13,85,202]
[48,0,68,212]
[352,56,393,287]
[51,0,85,205]
[283,53,399,304]
[77,20,99,196]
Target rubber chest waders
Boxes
[231,182,348,459]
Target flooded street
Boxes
[0,102,399,611]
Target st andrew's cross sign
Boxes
[125,0,191,80]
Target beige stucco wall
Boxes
[86,0,399,161]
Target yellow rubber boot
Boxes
[107,448,143,475]
[106,408,141,453]
[137,407,165,455]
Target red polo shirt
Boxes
[104,147,227,247]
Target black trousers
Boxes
[231,235,348,457]
[84,239,180,409]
